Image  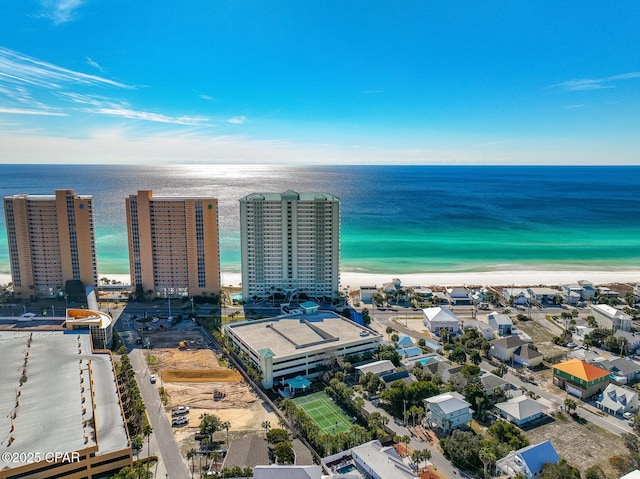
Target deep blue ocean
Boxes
[0,164,639,276]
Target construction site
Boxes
[144,326,278,455]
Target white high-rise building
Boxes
[240,190,340,301]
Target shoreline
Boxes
[2,269,637,291]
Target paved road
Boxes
[361,397,459,479]
[130,348,190,479]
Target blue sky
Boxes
[1,1,639,165]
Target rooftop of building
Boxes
[225,311,380,358]
[554,358,611,382]
[0,331,128,469]
[495,396,546,420]
[422,307,459,323]
[241,190,340,202]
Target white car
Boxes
[150,374,157,384]
[152,317,160,322]
[172,416,189,427]
[623,412,634,420]
[172,406,190,416]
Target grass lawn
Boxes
[293,391,353,434]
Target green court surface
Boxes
[293,391,353,434]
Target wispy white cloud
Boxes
[0,107,67,116]
[565,104,586,109]
[86,57,104,72]
[0,47,131,90]
[199,93,215,101]
[550,72,640,91]
[95,107,210,126]
[37,0,84,25]
[227,115,246,124]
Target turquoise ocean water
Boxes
[0,164,638,277]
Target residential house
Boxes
[503,288,530,306]
[593,356,640,384]
[596,383,638,416]
[461,319,494,340]
[495,396,546,426]
[396,346,423,359]
[591,303,632,332]
[495,440,560,479]
[424,392,473,434]
[598,286,620,300]
[615,330,640,354]
[527,287,560,305]
[413,286,433,300]
[253,466,322,479]
[322,440,419,479]
[360,286,378,303]
[553,359,611,399]
[490,337,543,368]
[447,287,473,305]
[487,311,513,336]
[396,335,414,348]
[222,436,270,470]
[422,307,460,335]
[479,372,513,397]
[355,360,396,379]
[577,280,597,300]
[424,361,463,383]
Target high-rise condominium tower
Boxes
[240,190,340,301]
[126,190,220,299]
[4,189,98,298]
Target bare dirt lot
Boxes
[524,412,627,477]
[148,347,278,459]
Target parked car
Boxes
[623,412,634,420]
[172,406,190,416]
[150,374,157,384]
[172,416,189,427]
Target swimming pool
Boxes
[336,464,357,474]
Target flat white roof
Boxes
[0,331,128,469]
[226,312,380,358]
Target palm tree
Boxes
[262,420,271,436]
[210,450,223,473]
[479,447,496,479]
[187,448,196,479]
[564,398,577,415]
[222,420,231,446]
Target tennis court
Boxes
[293,391,353,434]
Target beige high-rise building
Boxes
[240,190,340,301]
[3,189,98,299]
[125,190,220,299]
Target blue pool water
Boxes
[336,464,357,474]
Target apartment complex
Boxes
[125,190,220,298]
[239,190,340,301]
[3,190,98,298]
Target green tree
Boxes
[449,346,467,364]
[199,413,223,442]
[266,428,290,444]
[469,350,482,365]
[564,398,577,415]
[584,465,606,479]
[273,440,295,464]
[541,458,581,479]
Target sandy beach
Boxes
[2,269,637,293]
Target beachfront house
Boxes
[553,358,611,399]
[591,303,632,331]
[596,383,638,417]
[487,311,513,336]
[503,288,530,306]
[359,286,378,303]
[495,396,547,426]
[424,392,472,434]
[496,441,561,479]
[447,287,473,305]
[527,287,560,305]
[422,307,460,335]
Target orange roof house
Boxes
[553,358,611,399]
